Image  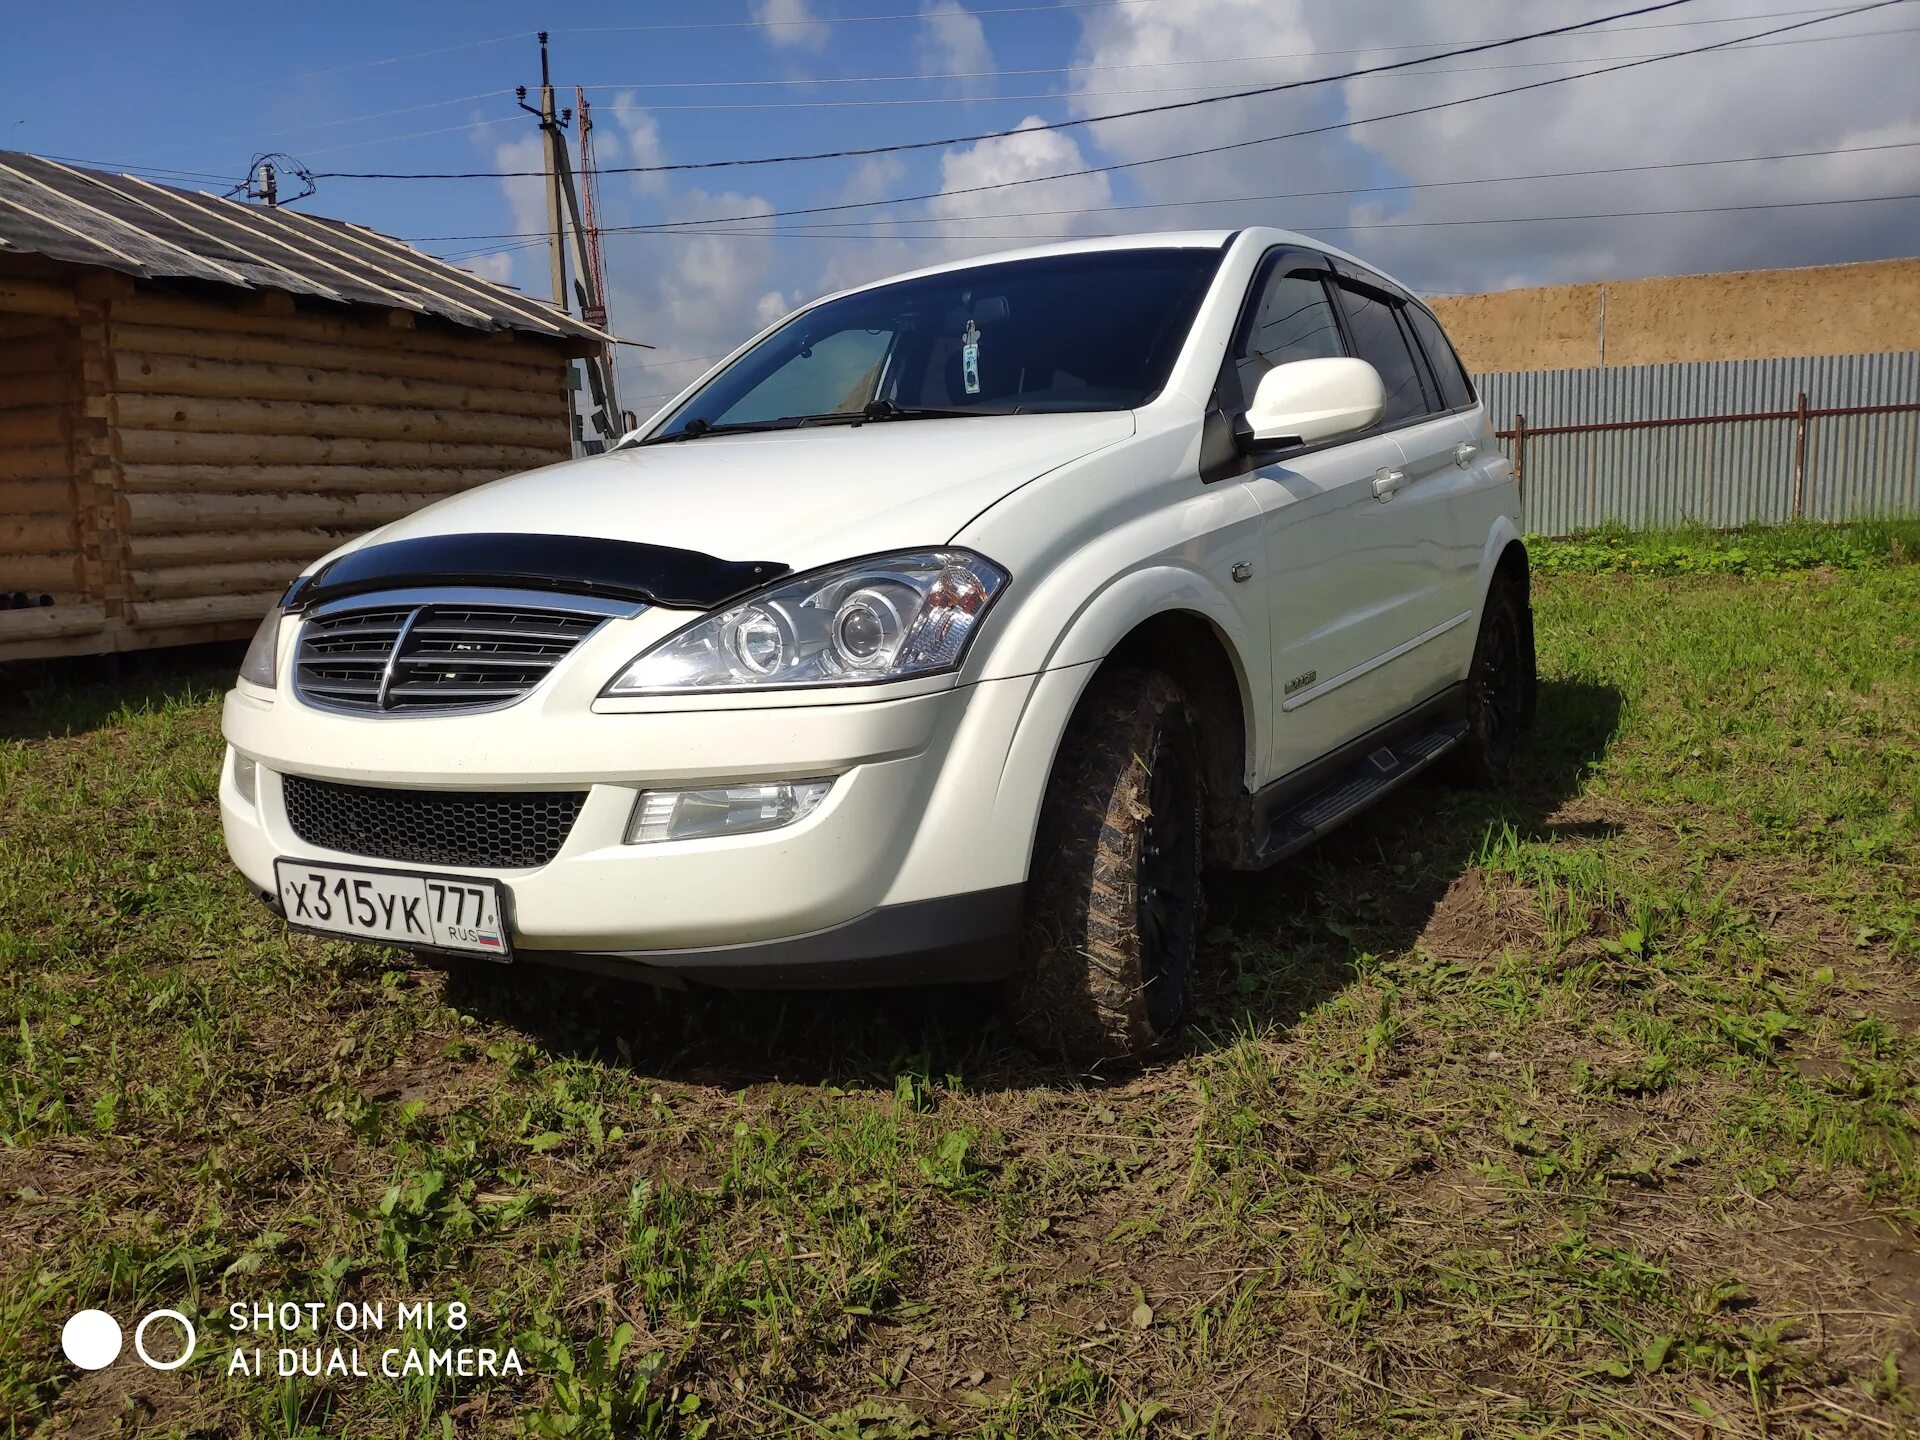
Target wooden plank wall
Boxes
[0,276,574,661]
[0,277,108,658]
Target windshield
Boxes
[643,247,1224,443]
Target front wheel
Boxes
[1449,575,1537,789]
[1010,668,1204,1065]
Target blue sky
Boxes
[8,1,1918,410]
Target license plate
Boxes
[274,860,512,960]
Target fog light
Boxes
[232,750,258,805]
[626,778,832,844]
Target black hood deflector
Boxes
[283,533,788,612]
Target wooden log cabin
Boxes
[0,149,615,663]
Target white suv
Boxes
[221,228,1535,1062]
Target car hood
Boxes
[361,411,1135,577]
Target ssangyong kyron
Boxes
[222,229,1536,1062]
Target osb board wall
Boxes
[1426,285,1601,374]
[1430,256,1920,374]
[0,269,574,662]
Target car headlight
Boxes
[603,549,1009,696]
[238,606,284,688]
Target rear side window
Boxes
[1334,279,1432,428]
[1406,303,1475,411]
[1227,264,1347,412]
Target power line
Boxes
[570,25,1919,111]
[570,2,1874,89]
[297,119,522,160]
[627,348,739,369]
[558,0,1162,32]
[406,1,1914,244]
[130,2,1887,175]
[689,140,1920,228]
[32,153,239,183]
[416,137,1920,247]
[311,0,1708,180]
[254,91,508,141]
[1311,189,1920,233]
[659,0,1910,228]
[287,20,1911,166]
[162,98,521,167]
[165,0,1168,108]
[180,0,1872,150]
[175,34,526,106]
[437,188,1920,257]
[489,190,1920,245]
[628,0,1920,231]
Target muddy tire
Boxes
[1010,668,1204,1065]
[1448,575,1536,789]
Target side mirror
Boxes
[1241,356,1385,449]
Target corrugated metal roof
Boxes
[0,149,612,345]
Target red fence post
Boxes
[1513,412,1527,506]
[1791,391,1810,520]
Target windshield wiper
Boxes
[785,401,1013,428]
[637,416,800,446]
[639,402,1011,445]
[859,400,1013,421]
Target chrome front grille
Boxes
[294,589,631,714]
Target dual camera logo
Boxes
[61,1309,196,1371]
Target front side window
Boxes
[645,248,1224,443]
[1334,279,1433,428]
[1225,259,1346,413]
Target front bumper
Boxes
[221,664,1095,982]
[256,883,1025,988]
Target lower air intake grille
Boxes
[282,776,586,868]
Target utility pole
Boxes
[233,153,313,207]
[516,33,572,312]
[520,35,630,454]
[574,87,619,421]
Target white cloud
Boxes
[469,108,781,418]
[460,252,517,284]
[755,289,794,326]
[476,127,549,263]
[460,127,561,306]
[605,94,671,199]
[602,180,784,415]
[925,118,1115,255]
[751,0,828,53]
[915,0,995,97]
[795,120,1118,306]
[473,1,1920,425]
[1059,0,1920,292]
[808,156,922,299]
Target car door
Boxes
[1404,298,1504,656]
[1216,249,1423,782]
[1318,267,1475,719]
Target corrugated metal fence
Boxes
[1474,351,1920,536]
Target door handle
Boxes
[1371,467,1408,501]
[1454,442,1479,468]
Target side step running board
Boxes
[1255,719,1467,865]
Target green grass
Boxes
[3,539,1917,1437]
[1530,517,1920,577]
